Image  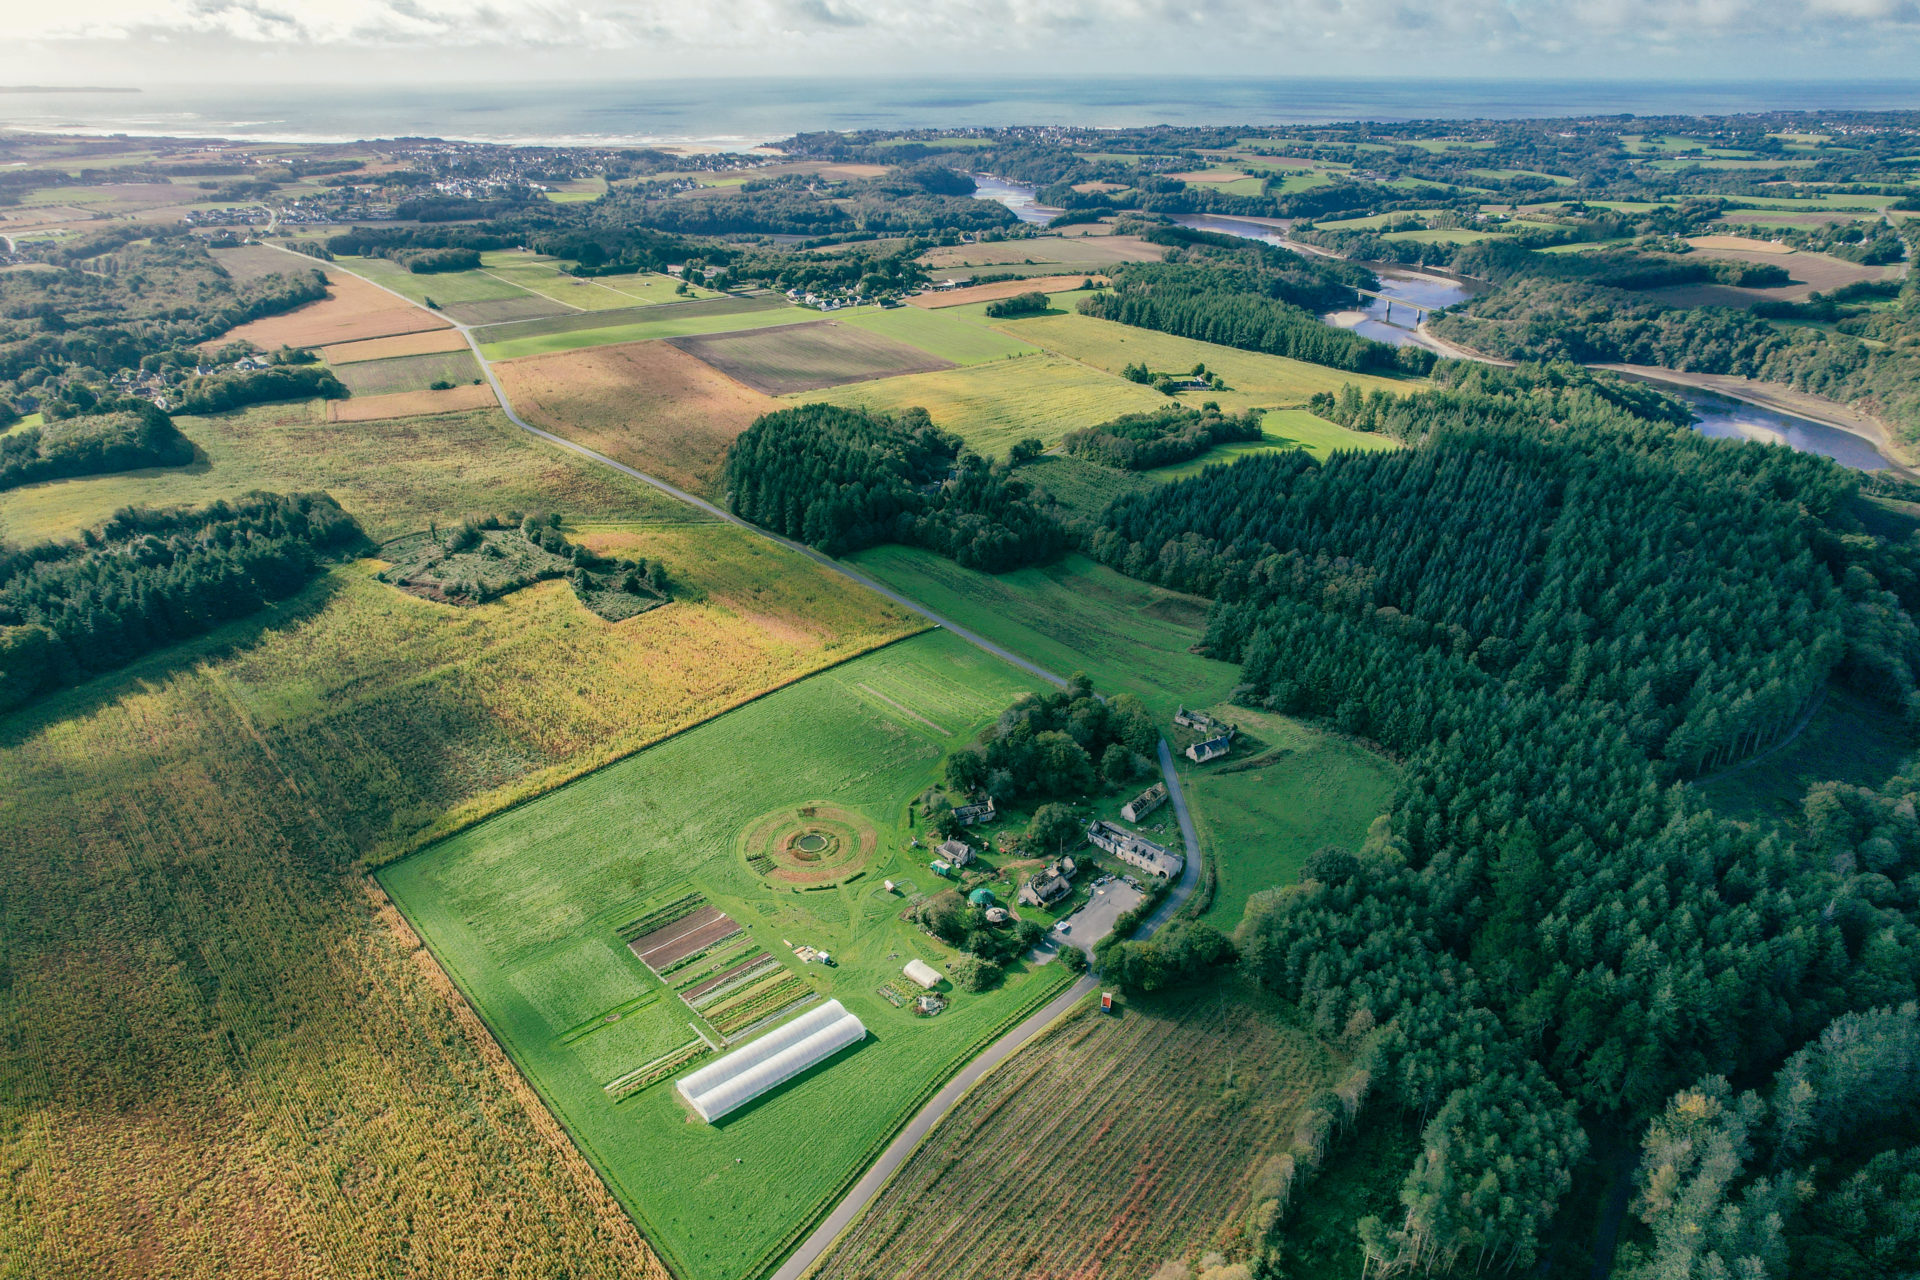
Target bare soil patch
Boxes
[1686,234,1796,254]
[223,267,451,348]
[910,276,1104,309]
[326,383,495,422]
[493,339,778,495]
[668,319,954,394]
[1640,247,1900,306]
[323,329,472,364]
[629,907,744,970]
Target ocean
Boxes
[5,77,1920,149]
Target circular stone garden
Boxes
[739,805,880,886]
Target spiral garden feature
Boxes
[739,805,880,885]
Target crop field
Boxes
[983,312,1414,416]
[337,254,533,307]
[1177,705,1400,929]
[477,295,788,345]
[322,328,473,363]
[219,263,452,348]
[670,320,955,394]
[793,353,1170,459]
[835,305,1038,365]
[844,548,1237,720]
[327,383,497,421]
[380,631,1076,1280]
[480,252,721,309]
[0,401,689,545]
[814,984,1341,1280]
[480,297,818,361]
[493,339,779,496]
[910,275,1104,309]
[0,385,930,1280]
[330,349,482,396]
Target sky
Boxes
[3,0,1920,85]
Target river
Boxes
[970,187,1898,473]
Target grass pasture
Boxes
[479,296,816,361]
[1155,408,1401,477]
[669,320,954,394]
[1179,705,1400,928]
[813,985,1342,1280]
[330,349,481,396]
[792,353,1170,459]
[338,254,533,307]
[493,339,779,497]
[380,630,1074,1280]
[327,384,496,421]
[1696,687,1912,825]
[984,311,1414,418]
[835,305,1038,365]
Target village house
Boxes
[937,838,975,868]
[1186,732,1234,764]
[1019,857,1076,908]
[1121,782,1169,824]
[1086,820,1184,879]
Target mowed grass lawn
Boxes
[380,631,1072,1280]
[337,253,534,306]
[987,310,1416,416]
[793,353,1170,458]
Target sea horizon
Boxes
[6,75,1920,149]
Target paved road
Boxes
[774,741,1203,1280]
[261,243,1070,692]
[265,245,1200,1277]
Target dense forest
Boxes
[0,492,365,710]
[721,404,1064,571]
[1062,404,1264,470]
[0,402,193,491]
[1082,256,1434,375]
[1079,362,1920,1275]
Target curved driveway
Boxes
[264,244,1204,1278]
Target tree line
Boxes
[0,402,192,492]
[0,492,366,712]
[722,403,1064,572]
[1062,403,1264,471]
[1073,362,1920,1273]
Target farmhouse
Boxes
[1121,782,1169,823]
[904,958,944,989]
[1086,820,1184,880]
[676,999,867,1123]
[952,796,998,826]
[1186,732,1235,764]
[937,838,976,868]
[1019,857,1077,908]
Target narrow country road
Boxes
[267,245,1208,1277]
[772,739,1204,1280]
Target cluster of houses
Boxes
[1174,706,1237,764]
[104,352,276,411]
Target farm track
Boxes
[263,245,1209,1280]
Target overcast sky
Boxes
[5,0,1920,85]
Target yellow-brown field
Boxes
[326,383,496,422]
[223,266,452,349]
[0,509,918,1279]
[494,340,779,496]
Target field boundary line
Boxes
[850,681,951,737]
[263,242,1070,692]
[367,626,933,869]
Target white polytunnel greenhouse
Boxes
[677,999,867,1123]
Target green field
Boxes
[480,252,721,311]
[379,630,1074,1280]
[1695,687,1912,824]
[791,352,1170,458]
[481,302,817,360]
[1021,454,1158,517]
[330,349,481,396]
[337,254,533,306]
[1154,409,1401,478]
[1178,705,1400,928]
[845,548,1235,719]
[835,304,1039,365]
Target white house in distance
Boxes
[1186,732,1234,764]
[904,958,944,990]
[1086,820,1184,879]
